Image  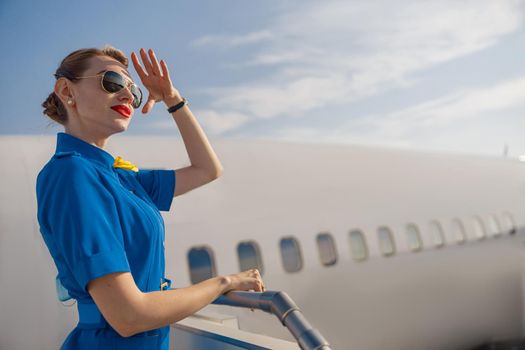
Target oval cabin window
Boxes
[237,241,264,275]
[349,230,368,261]
[188,246,217,284]
[502,212,516,234]
[316,232,338,266]
[280,237,303,273]
[487,214,502,237]
[377,226,396,256]
[451,218,467,244]
[429,221,446,248]
[472,216,487,240]
[406,224,423,252]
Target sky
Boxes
[1,0,525,158]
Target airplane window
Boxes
[487,214,502,237]
[280,237,303,273]
[237,241,264,276]
[377,226,396,256]
[501,212,516,234]
[429,221,446,248]
[451,218,467,244]
[316,232,338,266]
[349,230,368,261]
[472,216,487,240]
[406,224,423,252]
[188,246,217,284]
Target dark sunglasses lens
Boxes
[130,85,142,109]
[102,71,125,93]
[103,71,142,108]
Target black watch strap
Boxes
[167,97,188,114]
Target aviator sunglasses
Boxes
[58,70,143,109]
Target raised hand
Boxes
[131,48,182,114]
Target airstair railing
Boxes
[213,290,331,350]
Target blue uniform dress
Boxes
[36,132,176,350]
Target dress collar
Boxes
[55,132,115,170]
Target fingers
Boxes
[227,269,266,293]
[250,268,262,280]
[148,48,162,76]
[255,278,264,292]
[248,269,265,292]
[131,52,147,81]
[133,49,172,83]
[142,95,156,114]
[160,60,173,85]
[139,48,155,76]
[136,48,162,77]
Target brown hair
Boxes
[41,44,128,125]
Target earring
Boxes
[67,99,73,105]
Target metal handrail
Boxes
[213,290,331,350]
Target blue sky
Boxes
[1,0,525,157]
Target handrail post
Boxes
[213,290,331,350]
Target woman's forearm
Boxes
[164,93,223,178]
[128,275,230,336]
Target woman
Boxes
[37,44,265,350]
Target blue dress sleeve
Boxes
[38,158,131,292]
[134,168,176,212]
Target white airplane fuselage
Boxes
[1,134,523,350]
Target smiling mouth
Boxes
[111,106,131,118]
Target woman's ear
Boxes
[54,78,75,106]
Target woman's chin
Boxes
[112,121,130,134]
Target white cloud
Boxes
[192,0,524,127]
[357,77,525,131]
[190,109,250,134]
[190,30,273,49]
[142,109,250,135]
[264,77,525,154]
[203,75,349,119]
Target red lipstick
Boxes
[111,105,131,118]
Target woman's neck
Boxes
[63,127,109,150]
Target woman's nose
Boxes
[118,84,135,105]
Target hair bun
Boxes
[42,92,66,124]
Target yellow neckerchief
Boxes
[113,156,139,172]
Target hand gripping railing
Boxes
[213,290,331,350]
